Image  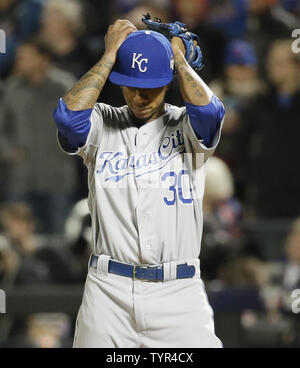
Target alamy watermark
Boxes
[0,289,6,313]
[291,289,300,314]
[0,29,5,53]
[291,29,300,54]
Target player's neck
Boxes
[130,102,167,126]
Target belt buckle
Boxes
[133,265,149,280]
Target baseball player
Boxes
[53,18,225,348]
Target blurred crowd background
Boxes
[0,0,299,348]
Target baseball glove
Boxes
[141,13,203,71]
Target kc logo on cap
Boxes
[131,53,148,73]
[109,30,174,88]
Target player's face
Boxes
[121,86,168,122]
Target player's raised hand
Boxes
[171,36,186,58]
[104,20,137,62]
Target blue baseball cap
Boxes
[109,30,175,88]
[225,40,257,66]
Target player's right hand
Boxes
[104,20,137,62]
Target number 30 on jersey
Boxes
[161,170,193,205]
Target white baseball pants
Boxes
[73,256,222,348]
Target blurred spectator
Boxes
[2,312,72,348]
[0,37,77,234]
[207,0,248,39]
[253,217,300,347]
[64,198,91,282]
[235,39,300,218]
[38,0,93,79]
[114,0,170,28]
[0,233,19,286]
[81,0,112,64]
[37,0,97,201]
[204,157,234,217]
[247,0,297,77]
[0,203,76,285]
[277,218,300,346]
[171,0,209,27]
[0,78,3,97]
[23,313,72,348]
[280,0,300,14]
[218,256,269,287]
[201,157,242,280]
[212,39,263,104]
[211,40,266,172]
[282,218,300,291]
[171,0,227,82]
[114,0,170,13]
[0,0,43,79]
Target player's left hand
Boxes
[142,14,203,70]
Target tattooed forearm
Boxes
[175,54,212,106]
[62,55,115,110]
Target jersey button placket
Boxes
[141,132,147,149]
[137,125,154,260]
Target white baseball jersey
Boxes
[59,101,224,348]
[59,102,223,266]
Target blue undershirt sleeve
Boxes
[185,94,225,148]
[53,98,92,148]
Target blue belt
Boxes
[89,254,195,281]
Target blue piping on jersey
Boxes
[185,94,225,148]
